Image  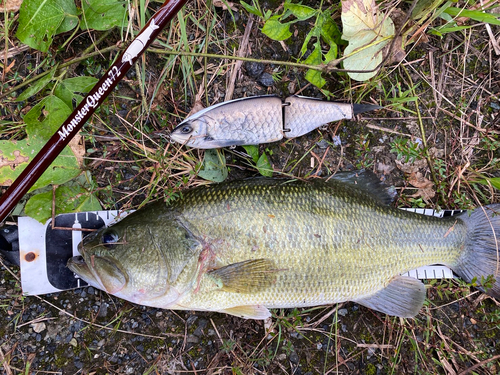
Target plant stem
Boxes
[0,44,119,100]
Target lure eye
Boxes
[101,231,119,248]
[180,125,193,134]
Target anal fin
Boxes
[220,305,271,320]
[355,275,426,318]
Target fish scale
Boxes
[171,179,465,310]
[284,96,352,138]
[68,174,500,319]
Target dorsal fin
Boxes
[328,170,396,205]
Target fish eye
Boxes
[101,230,119,248]
[180,125,193,134]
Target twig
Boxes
[0,45,120,100]
[403,66,446,203]
[225,14,254,101]
[458,354,500,375]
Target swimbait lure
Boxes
[170,95,380,149]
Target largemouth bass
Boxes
[67,172,500,319]
[170,95,379,149]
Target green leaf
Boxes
[256,152,273,177]
[305,68,326,88]
[54,85,74,109]
[54,76,98,108]
[240,1,263,18]
[320,14,342,47]
[262,16,292,41]
[304,44,326,88]
[24,96,73,140]
[444,7,500,26]
[16,0,78,52]
[0,96,81,191]
[59,76,98,92]
[284,4,316,20]
[16,68,57,102]
[81,0,128,31]
[411,0,449,21]
[323,42,338,62]
[198,149,228,182]
[299,26,316,57]
[341,0,395,81]
[0,139,81,192]
[430,25,473,37]
[478,178,500,191]
[25,186,102,224]
[243,145,259,163]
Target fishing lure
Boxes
[170,95,379,149]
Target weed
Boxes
[353,133,374,169]
[221,338,236,353]
[390,137,425,164]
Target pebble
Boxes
[193,319,208,337]
[186,315,198,326]
[245,61,265,78]
[98,302,108,318]
[257,72,274,87]
[332,135,342,147]
[316,139,330,149]
[186,335,200,344]
[338,308,348,317]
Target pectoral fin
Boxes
[208,258,278,293]
[356,276,426,318]
[220,305,271,320]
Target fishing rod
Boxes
[0,0,189,224]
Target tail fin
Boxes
[455,204,500,298]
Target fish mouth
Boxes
[67,255,101,289]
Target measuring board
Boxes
[17,208,460,296]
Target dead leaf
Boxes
[68,133,85,169]
[341,0,395,81]
[0,149,29,181]
[187,99,205,118]
[408,171,435,201]
[1,0,22,12]
[377,162,394,175]
[383,9,407,64]
[395,158,427,174]
[213,0,237,11]
[30,322,46,333]
[2,60,15,75]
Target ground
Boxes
[1,0,500,374]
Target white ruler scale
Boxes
[17,207,460,296]
[399,207,462,280]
